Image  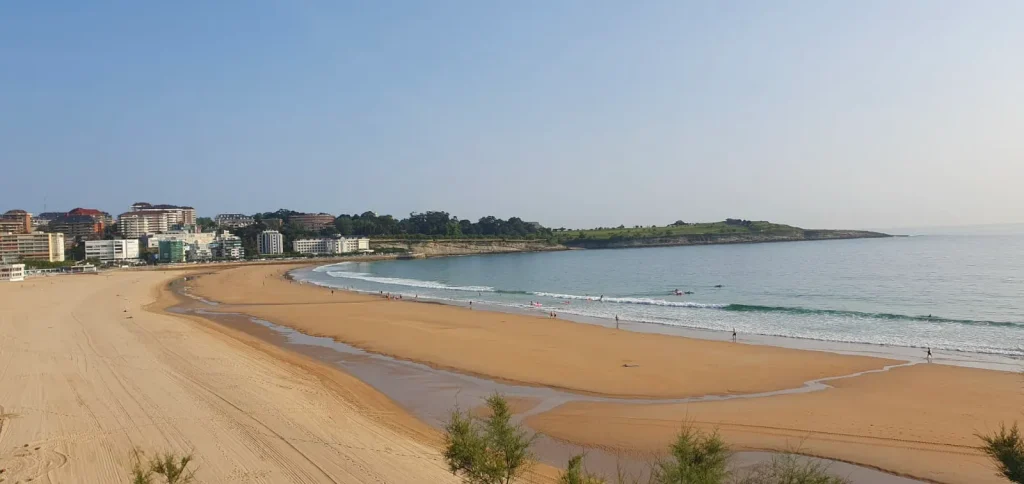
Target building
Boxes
[68,208,114,226]
[49,214,104,239]
[158,240,186,263]
[0,263,25,282]
[257,230,284,255]
[289,213,335,231]
[85,239,140,262]
[293,237,370,255]
[210,234,244,259]
[0,210,32,234]
[32,212,64,229]
[131,202,196,226]
[214,213,255,229]
[141,228,215,250]
[118,211,169,238]
[0,232,64,262]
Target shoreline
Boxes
[169,274,925,484]
[291,263,1022,373]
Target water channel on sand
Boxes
[169,277,926,484]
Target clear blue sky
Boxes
[2,1,1022,229]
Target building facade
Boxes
[210,234,244,259]
[257,230,284,255]
[0,232,65,262]
[158,240,186,263]
[0,264,26,282]
[289,213,335,231]
[118,211,170,238]
[293,237,370,255]
[214,213,255,228]
[0,210,32,234]
[85,239,140,262]
[49,214,104,239]
[141,229,216,250]
[131,202,196,226]
[32,212,64,229]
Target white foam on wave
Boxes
[530,292,726,309]
[325,271,495,292]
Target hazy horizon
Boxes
[2,1,1022,230]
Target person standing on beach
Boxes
[926,347,932,362]
[732,328,737,341]
[615,314,619,329]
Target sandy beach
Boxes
[0,270,466,483]
[184,264,1024,484]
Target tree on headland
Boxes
[980,423,1024,483]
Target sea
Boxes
[291,226,1024,364]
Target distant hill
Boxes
[552,219,890,249]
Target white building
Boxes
[257,230,284,255]
[130,202,196,226]
[293,237,370,255]
[85,239,140,262]
[141,230,216,250]
[0,263,25,282]
[118,211,169,238]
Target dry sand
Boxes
[0,270,465,483]
[189,264,1024,484]
[191,264,898,399]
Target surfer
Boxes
[674,289,682,296]
[715,284,723,288]
[599,295,604,302]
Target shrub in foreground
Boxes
[979,423,1024,483]
[130,449,196,484]
[443,393,536,484]
[733,454,849,484]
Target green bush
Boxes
[733,454,849,484]
[979,423,1024,483]
[443,394,536,484]
[649,426,730,484]
[129,449,196,484]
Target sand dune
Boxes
[0,271,460,483]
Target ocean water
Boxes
[292,231,1024,359]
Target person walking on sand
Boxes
[615,314,619,330]
[926,347,933,362]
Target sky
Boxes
[1,1,1022,230]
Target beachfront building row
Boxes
[293,237,370,255]
[84,239,140,263]
[118,211,170,238]
[258,230,284,255]
[214,213,255,229]
[141,228,216,250]
[0,232,65,262]
[158,240,186,263]
[210,235,244,259]
[0,263,26,282]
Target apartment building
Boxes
[289,213,335,231]
[118,211,169,238]
[0,210,32,234]
[257,230,284,255]
[141,229,215,250]
[0,232,65,262]
[130,202,196,226]
[214,213,255,228]
[158,240,186,263]
[210,234,244,259]
[49,213,104,239]
[293,237,370,255]
[85,239,140,262]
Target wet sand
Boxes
[191,264,899,399]
[187,264,1023,483]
